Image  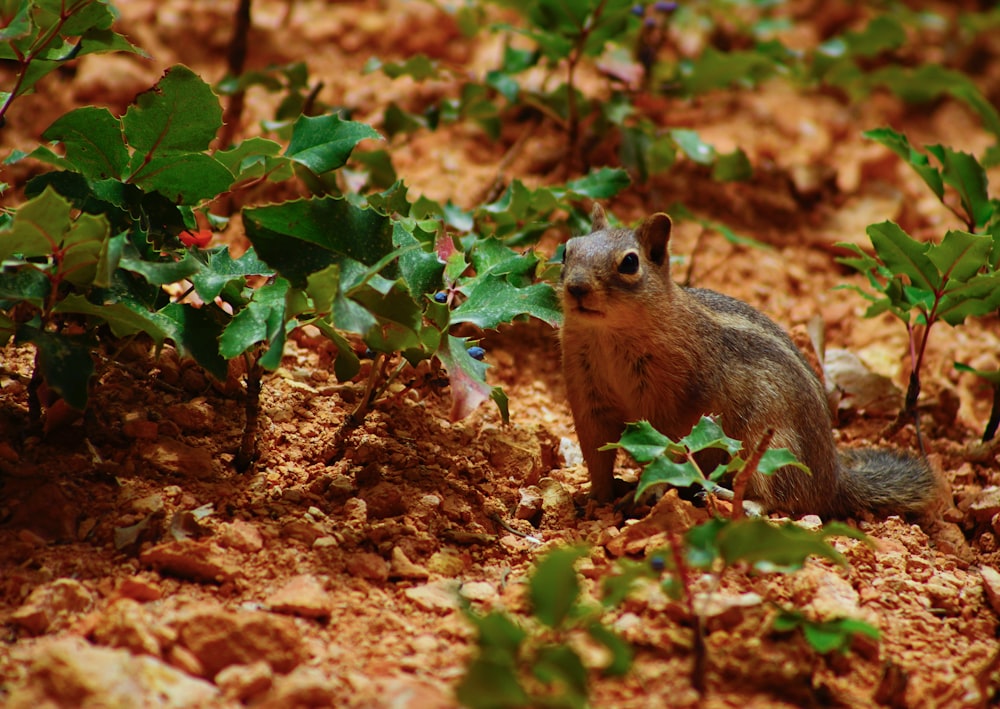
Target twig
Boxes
[731,428,775,520]
[218,0,253,150]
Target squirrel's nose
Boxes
[566,282,591,300]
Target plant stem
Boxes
[218,0,253,149]
[669,531,706,694]
[983,383,1000,443]
[235,353,263,472]
[731,428,775,520]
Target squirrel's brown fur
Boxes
[559,205,936,517]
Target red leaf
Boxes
[179,229,212,248]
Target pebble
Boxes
[4,636,218,708]
[140,540,240,583]
[404,581,460,613]
[10,578,94,636]
[266,574,333,621]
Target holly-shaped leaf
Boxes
[529,546,588,629]
[285,113,381,176]
[123,65,223,155]
[18,325,94,411]
[244,197,395,288]
[451,275,560,329]
[190,246,275,302]
[42,106,128,181]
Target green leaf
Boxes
[758,448,810,476]
[244,197,395,288]
[563,167,631,199]
[219,278,289,363]
[866,221,940,291]
[863,128,944,199]
[365,55,441,81]
[285,113,381,176]
[0,267,50,307]
[123,65,222,155]
[926,145,993,228]
[926,230,992,283]
[42,106,127,180]
[54,293,170,343]
[671,129,716,165]
[713,148,753,181]
[347,275,424,355]
[455,610,529,709]
[606,420,671,463]
[437,335,493,421]
[532,644,588,700]
[636,456,705,500]
[119,247,202,286]
[191,247,275,302]
[0,186,110,287]
[680,415,743,455]
[774,610,880,654]
[955,362,1000,385]
[128,152,234,203]
[19,326,93,410]
[714,519,849,573]
[587,623,633,677]
[215,137,288,181]
[157,302,229,381]
[451,275,560,329]
[677,47,778,94]
[529,546,588,629]
[392,221,443,297]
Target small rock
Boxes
[118,576,163,602]
[963,486,1000,523]
[173,606,306,679]
[426,548,467,577]
[459,581,497,603]
[139,438,215,479]
[515,486,544,521]
[361,482,408,519]
[489,432,545,486]
[123,414,159,440]
[980,566,1000,616]
[10,578,95,636]
[4,636,218,708]
[378,676,454,709]
[559,436,583,467]
[91,598,161,656]
[266,575,333,621]
[165,398,215,433]
[140,540,240,583]
[280,519,325,546]
[258,666,337,708]
[215,661,273,703]
[404,581,460,613]
[346,552,390,583]
[218,519,264,553]
[390,547,430,580]
[132,494,164,515]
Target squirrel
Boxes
[559,205,937,518]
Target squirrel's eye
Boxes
[618,252,640,275]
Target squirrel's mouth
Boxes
[568,302,604,317]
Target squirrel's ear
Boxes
[590,203,609,232]
[635,213,672,266]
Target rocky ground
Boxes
[1,1,999,707]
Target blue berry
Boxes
[650,555,666,572]
[467,346,486,361]
[433,291,448,303]
[654,1,678,12]
[630,4,645,16]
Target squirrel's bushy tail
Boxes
[836,448,937,515]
